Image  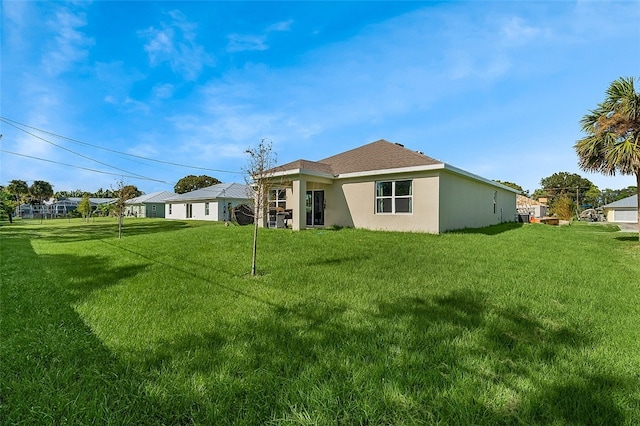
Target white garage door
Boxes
[613,209,638,223]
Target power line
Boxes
[0,149,171,184]
[0,116,241,174]
[1,119,150,179]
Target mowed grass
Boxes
[1,218,639,425]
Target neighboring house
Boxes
[125,191,176,218]
[260,139,518,233]
[516,194,548,218]
[61,197,116,216]
[18,197,116,218]
[602,194,638,223]
[165,182,253,221]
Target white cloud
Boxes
[152,84,175,100]
[501,17,544,45]
[226,19,293,52]
[267,19,294,32]
[226,33,269,52]
[139,10,213,81]
[42,5,94,76]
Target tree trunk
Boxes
[251,219,258,276]
[636,172,640,242]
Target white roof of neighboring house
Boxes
[126,191,176,205]
[602,194,638,209]
[51,197,116,205]
[165,183,252,202]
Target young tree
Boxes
[244,139,277,276]
[113,181,138,239]
[77,193,92,222]
[29,180,54,223]
[174,175,221,194]
[575,77,640,240]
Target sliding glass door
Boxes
[305,190,324,226]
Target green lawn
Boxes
[1,218,639,425]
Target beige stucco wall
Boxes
[267,169,516,233]
[438,171,517,232]
[328,171,441,233]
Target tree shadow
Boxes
[115,287,634,424]
[450,222,523,235]
[27,219,193,243]
[615,235,640,243]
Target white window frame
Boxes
[375,180,413,214]
[205,202,210,216]
[269,189,287,211]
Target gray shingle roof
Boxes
[603,194,638,209]
[165,183,252,202]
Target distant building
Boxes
[165,183,253,221]
[125,191,176,218]
[602,194,638,223]
[516,195,548,218]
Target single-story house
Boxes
[602,194,638,223]
[165,182,253,221]
[125,191,176,218]
[258,139,518,233]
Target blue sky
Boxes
[2,1,639,195]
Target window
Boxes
[269,189,287,211]
[169,204,172,215]
[376,180,412,214]
[205,202,210,216]
[493,191,497,214]
[152,205,156,211]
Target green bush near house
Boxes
[1,218,639,424]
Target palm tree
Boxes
[574,77,640,240]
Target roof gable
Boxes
[320,139,442,174]
[271,139,442,176]
[603,194,638,208]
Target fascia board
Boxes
[268,168,335,181]
[442,164,521,193]
[336,164,446,179]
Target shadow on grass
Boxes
[0,232,160,424]
[4,226,637,424]
[119,287,635,424]
[450,222,523,235]
[2,218,194,243]
[615,235,640,243]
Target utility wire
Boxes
[0,116,241,174]
[1,119,151,180]
[0,149,171,184]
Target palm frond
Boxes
[575,77,640,178]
